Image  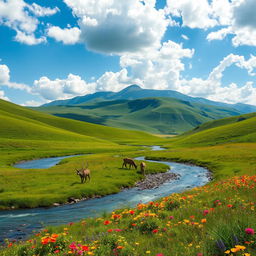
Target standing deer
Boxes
[76,162,91,183]
[140,162,146,176]
[122,158,137,169]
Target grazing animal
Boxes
[76,163,91,183]
[122,158,137,169]
[140,162,146,176]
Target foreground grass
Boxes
[1,173,255,256]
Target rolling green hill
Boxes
[171,112,256,147]
[0,99,159,145]
[184,112,256,135]
[36,97,241,134]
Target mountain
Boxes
[36,97,241,135]
[172,112,256,147]
[42,85,256,114]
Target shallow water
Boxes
[14,155,81,169]
[0,147,209,242]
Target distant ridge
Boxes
[37,97,242,135]
[42,85,256,114]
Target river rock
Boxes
[135,172,180,190]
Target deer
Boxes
[122,158,137,169]
[76,162,91,183]
[140,162,146,176]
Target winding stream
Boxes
[0,147,210,242]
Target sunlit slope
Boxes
[36,97,240,134]
[0,99,160,144]
[184,112,256,135]
[173,114,256,146]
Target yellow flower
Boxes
[146,251,151,254]
[224,250,230,254]
[235,245,246,250]
[231,248,239,253]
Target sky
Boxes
[0,0,256,106]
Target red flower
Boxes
[129,210,135,215]
[81,246,89,251]
[152,229,159,233]
[104,220,111,225]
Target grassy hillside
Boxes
[170,114,256,147]
[0,99,161,145]
[36,97,241,134]
[185,112,256,135]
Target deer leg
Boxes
[88,174,91,181]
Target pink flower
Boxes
[197,253,203,256]
[203,209,209,215]
[169,216,174,219]
[245,228,255,235]
[156,254,164,256]
[69,243,77,250]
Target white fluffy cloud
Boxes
[120,40,194,90]
[206,0,256,47]
[47,26,81,45]
[96,69,136,92]
[62,0,168,54]
[0,0,58,45]
[27,3,59,17]
[0,90,10,101]
[0,64,30,91]
[33,74,96,101]
[166,0,217,29]
[179,54,256,105]
[0,65,10,84]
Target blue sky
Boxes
[0,0,255,106]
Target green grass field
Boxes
[0,99,256,255]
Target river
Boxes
[0,146,209,242]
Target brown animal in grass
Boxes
[122,158,137,169]
[76,163,91,183]
[140,162,146,175]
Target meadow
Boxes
[0,99,256,255]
